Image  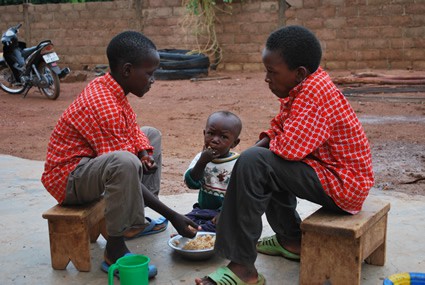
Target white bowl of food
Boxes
[168,231,216,260]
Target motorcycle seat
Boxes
[21,40,50,58]
[22,46,38,58]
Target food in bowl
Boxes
[182,233,215,250]
[168,232,216,260]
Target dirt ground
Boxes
[0,69,424,197]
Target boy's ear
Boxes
[122,63,132,78]
[296,66,309,83]
[231,138,240,148]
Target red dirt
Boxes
[1,70,424,197]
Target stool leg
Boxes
[365,215,388,266]
[89,218,109,242]
[69,221,92,272]
[365,241,386,266]
[47,219,92,271]
[300,232,362,285]
[48,221,71,270]
[89,223,101,243]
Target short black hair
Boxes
[266,25,322,73]
[106,31,157,72]
[207,111,242,137]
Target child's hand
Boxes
[200,145,220,162]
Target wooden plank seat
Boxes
[299,196,391,285]
[42,197,108,272]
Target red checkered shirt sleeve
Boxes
[41,73,153,203]
[74,85,152,156]
[260,68,374,214]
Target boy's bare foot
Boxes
[277,235,301,255]
[194,277,215,285]
[123,223,167,238]
[256,234,300,261]
[123,217,168,239]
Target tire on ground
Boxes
[159,56,210,70]
[155,49,210,80]
[154,68,209,81]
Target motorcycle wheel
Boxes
[39,63,60,100]
[0,65,26,94]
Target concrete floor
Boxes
[1,154,424,285]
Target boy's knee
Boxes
[240,146,272,164]
[141,126,162,139]
[108,151,141,169]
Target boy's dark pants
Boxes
[215,146,342,266]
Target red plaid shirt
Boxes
[41,73,153,203]
[261,67,374,214]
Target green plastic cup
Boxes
[108,254,150,285]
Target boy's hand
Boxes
[170,214,201,238]
[212,212,220,225]
[140,154,158,174]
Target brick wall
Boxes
[137,0,279,72]
[0,0,423,71]
[285,0,425,70]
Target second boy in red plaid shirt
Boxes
[196,26,374,285]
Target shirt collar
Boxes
[282,66,323,103]
[104,72,126,102]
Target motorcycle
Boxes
[0,23,70,100]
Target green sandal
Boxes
[206,266,266,285]
[256,235,300,261]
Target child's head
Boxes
[262,25,322,98]
[106,31,160,97]
[204,111,242,158]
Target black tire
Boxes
[158,49,200,58]
[156,49,210,80]
[38,63,60,100]
[154,68,209,80]
[0,64,26,94]
[159,56,210,70]
[158,51,206,61]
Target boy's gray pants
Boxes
[214,146,343,266]
[62,126,162,237]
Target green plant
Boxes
[181,0,236,69]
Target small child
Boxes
[184,111,242,232]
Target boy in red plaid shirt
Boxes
[196,26,374,285]
[41,31,199,277]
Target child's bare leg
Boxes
[195,262,259,285]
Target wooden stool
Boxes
[299,196,391,285]
[42,198,108,272]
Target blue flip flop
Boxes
[124,216,168,240]
[100,253,158,279]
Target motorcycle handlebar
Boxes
[12,23,22,33]
[1,24,21,46]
